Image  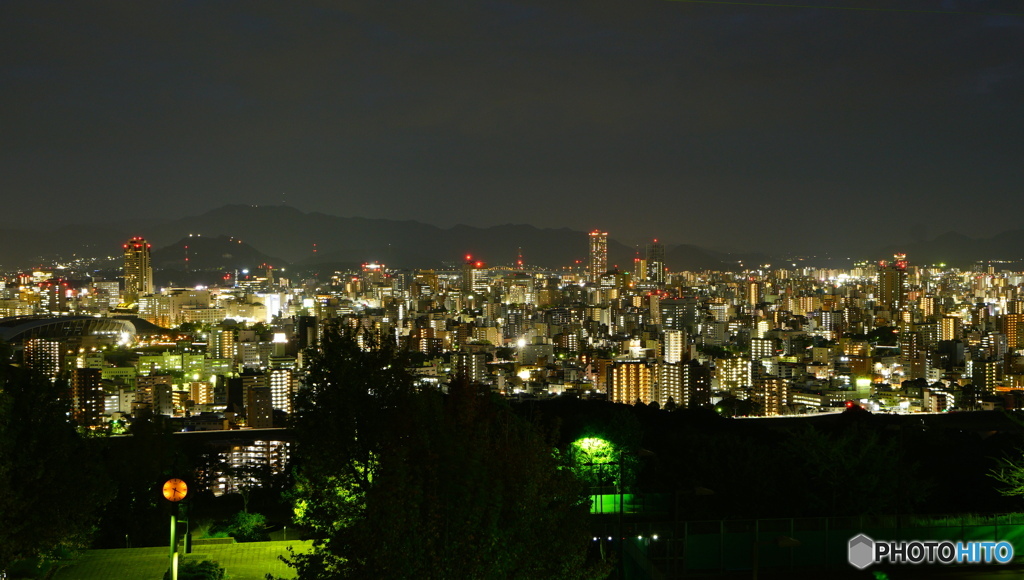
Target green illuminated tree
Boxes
[0,365,112,569]
[286,325,605,579]
[989,449,1024,500]
[570,436,618,488]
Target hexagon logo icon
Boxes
[848,534,875,570]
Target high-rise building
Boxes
[898,331,926,379]
[246,386,274,428]
[457,351,488,384]
[611,360,653,404]
[751,376,787,416]
[461,256,488,296]
[941,315,962,342]
[972,359,1000,395]
[659,298,700,332]
[646,239,665,286]
[663,329,685,364]
[715,357,752,393]
[750,337,775,361]
[588,230,608,284]
[269,368,297,413]
[138,294,171,327]
[658,361,683,407]
[746,281,761,308]
[633,257,647,283]
[684,359,712,407]
[876,253,908,312]
[71,367,104,428]
[1002,313,1024,350]
[24,338,62,379]
[123,237,154,301]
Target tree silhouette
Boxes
[0,365,112,568]
[285,325,606,579]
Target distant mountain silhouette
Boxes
[150,235,288,271]
[142,205,644,270]
[3,205,1024,272]
[139,205,771,271]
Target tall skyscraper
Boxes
[588,230,608,284]
[646,239,665,286]
[877,253,908,312]
[123,236,154,300]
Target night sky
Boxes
[3,1,1023,254]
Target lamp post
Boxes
[162,478,189,580]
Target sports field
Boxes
[50,540,313,580]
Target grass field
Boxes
[50,540,313,580]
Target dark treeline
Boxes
[515,397,1024,520]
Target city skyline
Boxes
[3,1,1023,254]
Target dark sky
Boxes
[3,1,1023,254]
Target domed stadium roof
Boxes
[0,316,137,343]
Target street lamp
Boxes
[162,478,189,580]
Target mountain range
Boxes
[2,205,1022,273]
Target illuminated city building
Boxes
[752,376,787,416]
[24,337,62,378]
[898,331,926,379]
[750,337,775,362]
[633,257,647,283]
[71,367,104,427]
[208,439,291,497]
[190,380,215,406]
[876,253,908,312]
[657,361,683,407]
[588,230,608,284]
[1002,313,1024,350]
[246,386,273,428]
[611,360,653,404]
[138,294,171,327]
[269,368,297,413]
[461,256,488,296]
[746,281,760,308]
[714,357,752,394]
[122,236,154,301]
[646,239,665,286]
[684,359,712,407]
[941,315,962,341]
[136,374,175,416]
[457,351,488,384]
[12,225,1024,419]
[663,329,685,364]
